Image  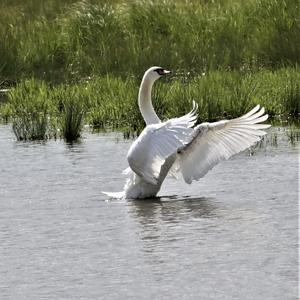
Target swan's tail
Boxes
[102,191,125,199]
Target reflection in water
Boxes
[128,196,217,226]
[128,196,217,246]
[65,139,84,153]
[65,139,83,149]
[0,124,298,300]
[127,196,219,268]
[262,125,300,148]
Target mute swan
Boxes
[104,66,270,199]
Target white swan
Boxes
[104,66,271,199]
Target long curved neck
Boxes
[138,76,161,125]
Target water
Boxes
[0,125,298,300]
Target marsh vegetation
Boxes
[0,0,299,140]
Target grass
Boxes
[2,80,86,141]
[0,0,299,83]
[1,67,299,140]
[7,79,54,140]
[283,78,300,117]
[0,0,299,141]
[51,85,86,142]
[286,123,300,145]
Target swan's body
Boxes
[104,66,270,199]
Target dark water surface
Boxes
[0,125,298,299]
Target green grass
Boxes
[0,0,299,83]
[0,0,298,140]
[6,79,54,140]
[1,67,299,140]
[52,85,86,142]
[1,80,86,141]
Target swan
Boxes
[103,66,271,199]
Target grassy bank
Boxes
[0,0,299,141]
[0,0,299,84]
[1,67,299,140]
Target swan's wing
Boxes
[173,100,198,128]
[178,105,271,183]
[127,105,198,184]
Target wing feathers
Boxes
[178,105,270,183]
[238,104,260,119]
[127,102,270,185]
[127,104,198,184]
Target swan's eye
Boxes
[155,68,165,76]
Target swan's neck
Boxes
[138,77,161,125]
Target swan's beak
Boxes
[162,69,171,75]
[156,68,171,76]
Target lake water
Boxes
[0,124,298,300]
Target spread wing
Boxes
[178,105,271,183]
[127,103,198,184]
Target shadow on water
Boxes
[65,139,84,151]
[126,196,220,258]
[127,195,218,226]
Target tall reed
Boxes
[7,79,54,140]
[52,85,86,142]
[283,78,300,117]
[0,0,299,83]
[1,67,299,140]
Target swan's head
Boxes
[143,66,171,83]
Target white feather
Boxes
[178,106,271,184]
[127,108,197,185]
[102,66,271,199]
